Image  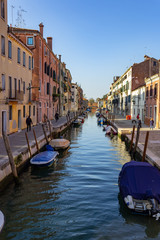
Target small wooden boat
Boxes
[78,116,84,123]
[30,145,59,167]
[0,210,4,232]
[119,161,160,219]
[49,138,70,150]
[73,119,81,127]
[104,125,117,135]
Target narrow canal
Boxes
[0,113,160,240]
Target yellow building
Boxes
[0,0,36,136]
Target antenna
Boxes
[11,5,15,26]
[15,6,27,28]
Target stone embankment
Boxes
[106,113,160,169]
[0,113,76,189]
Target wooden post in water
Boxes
[42,124,49,144]
[48,120,52,140]
[142,131,149,162]
[133,126,140,157]
[129,125,135,153]
[25,132,32,157]
[2,132,18,179]
[33,129,39,152]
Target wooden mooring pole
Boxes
[142,131,149,162]
[42,124,49,144]
[129,125,135,153]
[33,129,39,152]
[25,132,32,157]
[2,132,18,179]
[133,126,140,158]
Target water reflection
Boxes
[118,193,160,238]
[0,114,160,239]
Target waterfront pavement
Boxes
[0,115,74,168]
[109,113,160,168]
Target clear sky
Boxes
[7,0,160,100]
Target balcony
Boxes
[7,90,24,101]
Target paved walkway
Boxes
[107,113,160,168]
[0,114,74,168]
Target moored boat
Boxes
[73,119,81,127]
[0,210,4,232]
[49,138,70,150]
[118,161,160,219]
[30,145,59,167]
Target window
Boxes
[32,57,34,69]
[39,39,41,47]
[1,0,5,19]
[39,80,41,92]
[9,105,12,120]
[154,84,158,97]
[1,35,5,55]
[39,58,41,70]
[23,105,25,118]
[18,79,20,92]
[53,86,56,94]
[33,106,35,116]
[27,37,34,46]
[150,106,152,118]
[8,40,12,59]
[146,106,148,117]
[9,76,12,97]
[29,106,31,116]
[150,85,153,97]
[53,70,56,80]
[146,87,148,98]
[153,61,157,66]
[2,74,5,90]
[47,82,50,95]
[23,52,26,66]
[29,56,31,70]
[23,81,25,94]
[44,62,47,74]
[17,48,20,63]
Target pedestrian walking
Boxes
[150,118,154,130]
[55,112,59,122]
[26,116,33,132]
[137,113,140,120]
[138,118,142,128]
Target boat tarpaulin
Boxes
[119,161,160,203]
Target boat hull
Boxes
[30,151,59,167]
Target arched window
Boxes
[53,86,56,94]
[44,62,47,74]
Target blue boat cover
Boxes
[119,161,160,203]
[30,151,58,164]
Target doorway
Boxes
[18,110,21,130]
[154,106,157,128]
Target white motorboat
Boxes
[0,210,4,232]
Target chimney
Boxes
[144,55,150,61]
[47,37,52,50]
[59,55,61,62]
[39,23,44,37]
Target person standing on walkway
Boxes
[55,112,59,122]
[150,118,154,130]
[26,116,33,132]
[138,118,142,128]
[137,113,140,120]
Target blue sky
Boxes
[7,0,160,100]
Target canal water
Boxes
[0,113,160,240]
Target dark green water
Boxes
[0,113,160,240]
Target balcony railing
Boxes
[8,90,24,101]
